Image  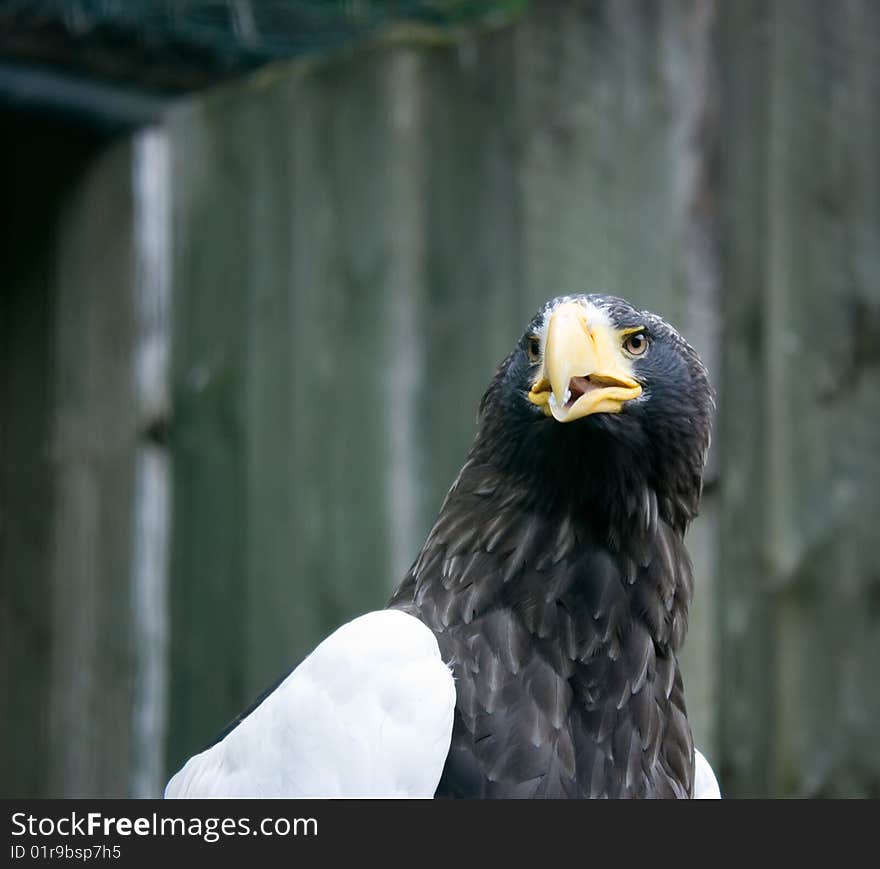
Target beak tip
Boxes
[548,385,570,413]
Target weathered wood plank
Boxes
[766,0,880,798]
[0,115,88,797]
[1,115,168,797]
[164,103,250,774]
[719,0,880,797]
[6,127,176,798]
[129,128,173,798]
[46,140,139,797]
[716,0,776,798]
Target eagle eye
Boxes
[526,336,542,363]
[623,331,649,357]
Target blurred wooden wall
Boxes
[719,0,880,797]
[2,0,879,798]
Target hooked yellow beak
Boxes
[527,302,642,422]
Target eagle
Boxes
[166,294,720,799]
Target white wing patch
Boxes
[693,748,721,799]
[165,610,455,798]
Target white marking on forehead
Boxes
[579,299,613,329]
[535,296,614,337]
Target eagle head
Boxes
[474,294,714,540]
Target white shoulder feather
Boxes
[165,610,455,798]
[693,748,721,799]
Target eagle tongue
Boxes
[567,376,597,407]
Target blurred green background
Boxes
[2,0,879,798]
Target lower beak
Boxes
[527,302,642,422]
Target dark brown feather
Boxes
[389,458,697,799]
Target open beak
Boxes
[527,302,642,422]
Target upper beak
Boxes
[527,302,642,422]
